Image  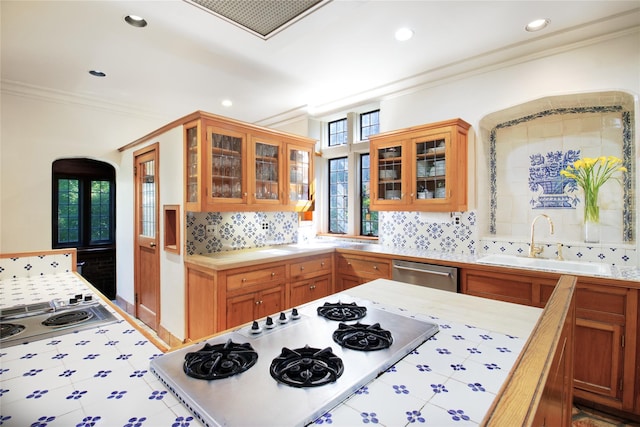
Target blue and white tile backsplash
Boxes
[186,211,299,255]
[378,211,478,255]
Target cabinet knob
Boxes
[271,272,276,277]
[373,265,378,270]
[310,285,316,290]
[242,278,247,282]
[320,262,325,267]
[347,262,352,266]
[255,300,263,305]
[300,266,304,271]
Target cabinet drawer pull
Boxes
[271,272,276,277]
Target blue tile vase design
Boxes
[529,150,580,209]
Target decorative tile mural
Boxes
[186,211,299,255]
[529,150,579,209]
[488,106,634,243]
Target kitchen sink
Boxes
[476,254,612,277]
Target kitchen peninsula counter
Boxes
[1,265,574,426]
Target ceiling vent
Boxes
[185,0,329,39]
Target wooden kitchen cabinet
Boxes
[369,118,470,212]
[289,254,333,306]
[185,263,217,339]
[224,262,287,330]
[335,253,391,291]
[226,284,286,329]
[183,112,315,212]
[460,267,638,415]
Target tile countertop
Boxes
[186,241,640,283]
[0,274,544,427]
[0,273,197,427]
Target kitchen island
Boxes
[1,250,574,426]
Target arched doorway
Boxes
[52,158,116,299]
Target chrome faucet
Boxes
[529,214,554,258]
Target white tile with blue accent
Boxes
[317,318,527,426]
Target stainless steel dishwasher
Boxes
[392,260,458,292]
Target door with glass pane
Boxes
[206,126,247,206]
[134,144,160,331]
[251,136,282,206]
[287,144,313,211]
[371,139,407,207]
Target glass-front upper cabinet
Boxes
[184,120,202,212]
[287,144,313,211]
[371,141,406,207]
[369,118,470,212]
[207,126,247,205]
[251,136,282,205]
[182,113,317,212]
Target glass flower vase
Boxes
[583,191,600,243]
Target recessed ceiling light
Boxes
[89,70,106,77]
[125,15,148,28]
[525,18,550,32]
[394,27,414,42]
[221,99,233,107]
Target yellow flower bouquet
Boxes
[560,156,627,225]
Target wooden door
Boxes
[134,144,160,331]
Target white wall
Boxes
[0,94,163,252]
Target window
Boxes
[360,110,380,140]
[328,118,348,146]
[52,159,115,248]
[360,154,378,236]
[328,157,348,233]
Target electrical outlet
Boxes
[262,222,269,230]
[205,225,215,237]
[453,215,461,225]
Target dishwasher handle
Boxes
[392,264,451,277]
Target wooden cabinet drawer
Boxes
[337,255,390,279]
[290,255,332,279]
[226,265,286,291]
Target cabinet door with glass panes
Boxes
[370,139,409,208]
[250,135,282,207]
[184,120,203,212]
[205,125,247,207]
[412,132,451,208]
[287,143,314,211]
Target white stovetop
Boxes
[0,274,540,427]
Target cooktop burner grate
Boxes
[0,323,25,340]
[184,339,258,380]
[270,345,344,388]
[333,322,393,351]
[317,301,367,321]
